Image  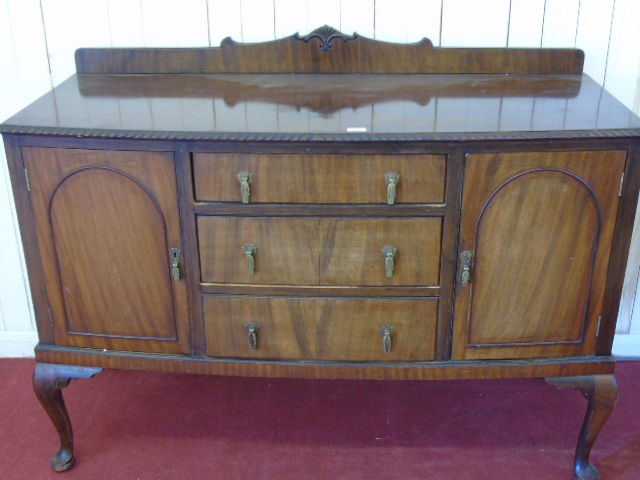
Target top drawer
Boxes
[193,153,446,204]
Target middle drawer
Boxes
[198,216,442,286]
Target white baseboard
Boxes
[0,331,37,357]
[0,331,638,360]
[612,334,640,359]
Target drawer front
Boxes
[193,153,446,204]
[204,296,438,361]
[198,216,442,286]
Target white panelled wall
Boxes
[1,0,640,357]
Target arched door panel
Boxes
[24,147,190,354]
[453,150,626,360]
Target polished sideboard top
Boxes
[2,27,640,141]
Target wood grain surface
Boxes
[50,168,176,339]
[546,374,619,480]
[75,31,584,75]
[5,74,639,140]
[77,73,583,111]
[35,343,616,381]
[193,153,446,204]
[453,150,626,360]
[23,147,190,353]
[204,296,438,361]
[198,216,442,286]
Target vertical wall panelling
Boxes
[406,0,443,45]
[440,0,510,47]
[632,295,640,334]
[0,140,32,332]
[507,0,545,47]
[307,0,340,33]
[631,245,640,334]
[0,331,39,357]
[375,0,442,44]
[340,0,374,38]
[0,0,43,334]
[374,0,408,42]
[605,0,640,338]
[618,200,640,333]
[274,0,308,38]
[4,0,52,105]
[240,0,275,42]
[603,0,640,110]
[635,60,640,114]
[635,63,640,114]
[609,0,640,336]
[575,0,615,85]
[0,0,24,122]
[106,0,144,47]
[40,0,112,86]
[140,0,209,47]
[541,0,580,48]
[208,0,242,46]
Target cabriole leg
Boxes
[545,374,618,480]
[33,363,103,472]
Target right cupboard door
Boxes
[452,150,626,360]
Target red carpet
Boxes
[0,358,638,479]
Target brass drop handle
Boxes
[380,325,394,354]
[246,322,259,350]
[237,171,253,204]
[460,250,473,286]
[382,246,398,277]
[243,244,258,274]
[385,172,400,205]
[170,248,182,281]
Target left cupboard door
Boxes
[23,147,191,354]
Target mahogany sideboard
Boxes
[3,27,640,479]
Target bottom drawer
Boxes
[204,296,438,361]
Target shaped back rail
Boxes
[75,25,584,75]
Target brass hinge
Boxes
[596,315,602,337]
[24,168,30,192]
[619,172,624,196]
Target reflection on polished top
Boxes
[3,73,639,140]
[2,28,640,141]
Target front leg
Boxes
[546,375,618,480]
[33,363,103,472]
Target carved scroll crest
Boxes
[295,25,357,52]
